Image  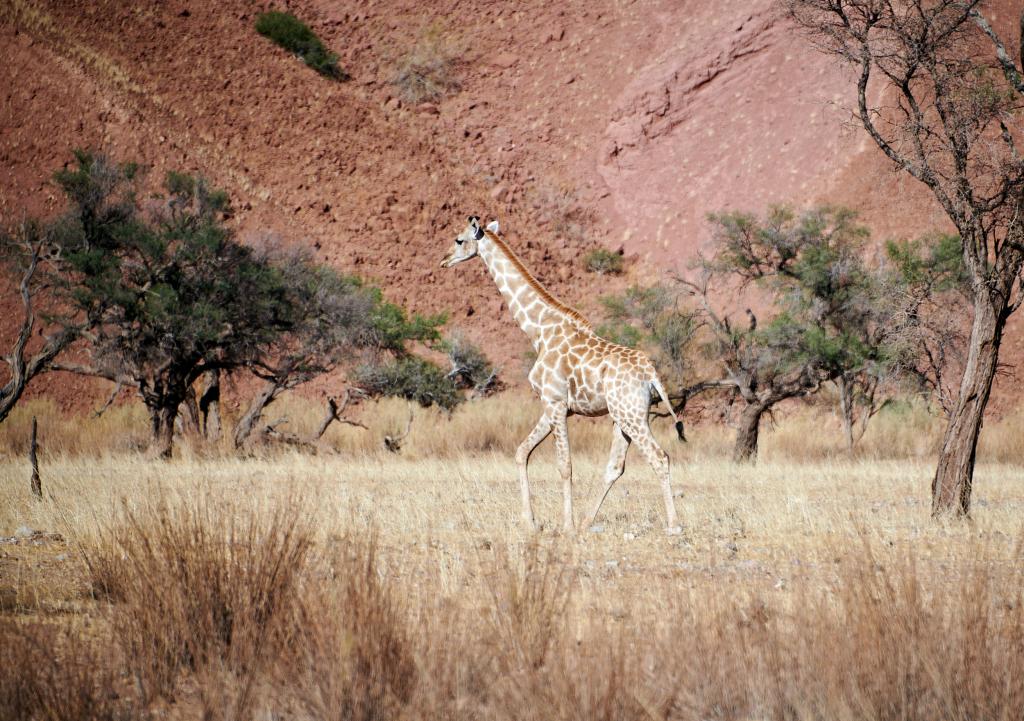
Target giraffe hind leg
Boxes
[632,428,681,533]
[586,423,630,530]
[611,389,681,533]
[550,402,573,533]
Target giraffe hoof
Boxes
[664,525,683,536]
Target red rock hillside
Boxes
[1,0,1022,410]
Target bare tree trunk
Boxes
[733,402,765,462]
[838,375,855,454]
[932,291,1006,516]
[233,381,281,448]
[199,369,221,442]
[29,416,41,498]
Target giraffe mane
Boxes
[483,229,592,330]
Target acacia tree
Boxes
[679,206,893,460]
[0,221,80,424]
[885,232,970,413]
[49,152,299,458]
[786,0,1024,514]
[232,247,446,447]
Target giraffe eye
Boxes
[456,238,464,245]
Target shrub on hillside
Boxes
[256,11,347,80]
[584,248,624,275]
[392,24,460,103]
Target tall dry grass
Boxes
[3,491,1022,720]
[2,390,1024,719]
[5,391,1024,464]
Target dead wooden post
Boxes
[29,416,41,498]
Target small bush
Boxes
[354,356,462,411]
[392,24,460,103]
[584,248,624,275]
[443,332,501,398]
[83,497,316,708]
[256,11,347,80]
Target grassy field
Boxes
[1,395,1023,719]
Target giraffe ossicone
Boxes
[440,216,685,534]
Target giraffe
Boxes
[440,216,686,534]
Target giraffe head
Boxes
[440,216,499,268]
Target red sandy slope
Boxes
[2,0,1021,411]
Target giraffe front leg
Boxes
[550,403,573,533]
[515,413,552,531]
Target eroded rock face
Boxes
[595,0,862,264]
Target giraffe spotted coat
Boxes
[441,217,684,533]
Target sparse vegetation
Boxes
[583,247,624,275]
[443,331,501,398]
[530,183,594,246]
[392,24,460,104]
[354,355,462,411]
[2,446,1024,720]
[787,0,1024,516]
[255,10,347,80]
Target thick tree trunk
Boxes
[233,381,281,448]
[150,402,178,459]
[733,402,766,462]
[931,291,1006,516]
[199,369,221,442]
[179,389,201,437]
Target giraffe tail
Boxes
[651,376,686,443]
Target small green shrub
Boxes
[256,11,347,80]
[595,321,643,348]
[354,357,461,411]
[584,248,624,275]
[443,332,501,398]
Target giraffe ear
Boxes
[486,220,500,234]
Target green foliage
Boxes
[354,356,461,411]
[885,233,966,292]
[599,284,697,384]
[594,321,643,348]
[53,156,294,378]
[706,205,885,381]
[256,11,347,80]
[441,332,500,397]
[366,295,445,354]
[583,248,624,275]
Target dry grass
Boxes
[391,23,461,104]
[5,391,1024,464]
[1,395,1023,719]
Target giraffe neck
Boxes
[477,231,589,350]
